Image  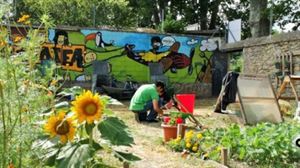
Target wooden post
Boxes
[123,162,129,168]
[177,124,183,138]
[221,148,228,166]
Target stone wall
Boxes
[242,32,300,97]
[243,32,300,74]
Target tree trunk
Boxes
[209,0,221,30]
[158,0,168,22]
[152,1,160,26]
[249,0,270,37]
[170,0,177,19]
[199,0,209,30]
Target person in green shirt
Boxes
[129,81,165,122]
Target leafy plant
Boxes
[159,15,186,34]
[0,7,55,167]
[163,111,190,126]
[33,88,140,167]
[167,122,300,167]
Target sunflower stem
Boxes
[89,127,93,147]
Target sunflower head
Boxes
[44,111,76,144]
[71,90,104,124]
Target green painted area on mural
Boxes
[58,32,213,84]
[68,32,85,45]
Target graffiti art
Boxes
[40,28,218,83]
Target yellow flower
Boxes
[175,136,181,143]
[17,14,30,23]
[50,79,58,86]
[21,105,29,112]
[186,143,192,148]
[197,133,203,139]
[44,111,76,144]
[13,36,22,43]
[185,138,191,143]
[217,146,222,151]
[185,130,194,138]
[192,146,198,152]
[0,40,7,47]
[188,130,194,134]
[24,20,31,25]
[71,90,104,124]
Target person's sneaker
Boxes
[146,119,159,123]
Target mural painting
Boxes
[40,43,85,72]
[42,28,218,84]
[5,26,218,84]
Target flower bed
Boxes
[167,122,300,167]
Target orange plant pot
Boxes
[161,124,186,142]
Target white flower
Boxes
[200,39,217,51]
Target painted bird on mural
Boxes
[85,31,114,48]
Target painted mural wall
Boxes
[39,28,218,84]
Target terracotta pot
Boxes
[161,124,186,142]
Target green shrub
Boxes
[159,15,186,34]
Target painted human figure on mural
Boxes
[53,30,69,45]
[85,31,114,48]
[124,36,194,75]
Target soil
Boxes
[103,98,251,168]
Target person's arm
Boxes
[152,99,163,116]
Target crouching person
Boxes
[129,81,165,123]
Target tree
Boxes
[15,0,137,28]
[272,0,300,31]
[249,0,270,37]
[13,0,300,37]
[220,0,251,39]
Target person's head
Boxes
[155,81,165,96]
[53,30,69,45]
[151,36,162,50]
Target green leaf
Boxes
[43,147,60,166]
[32,138,58,150]
[56,144,94,168]
[32,138,60,166]
[42,101,70,114]
[114,151,141,162]
[78,139,102,150]
[239,147,246,160]
[103,108,114,116]
[58,86,84,97]
[98,117,134,146]
[54,101,70,109]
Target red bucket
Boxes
[175,94,195,114]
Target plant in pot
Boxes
[162,111,190,142]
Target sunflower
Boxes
[71,90,104,124]
[44,111,76,144]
